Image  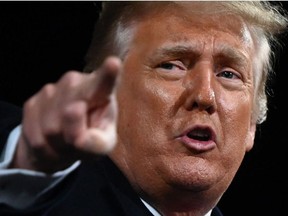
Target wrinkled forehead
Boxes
[131,2,254,47]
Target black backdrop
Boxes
[0,2,287,216]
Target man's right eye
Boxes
[155,60,187,80]
[159,62,175,70]
[157,60,187,72]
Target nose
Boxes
[182,63,217,114]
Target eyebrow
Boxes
[151,44,202,60]
[147,43,250,71]
[213,44,249,68]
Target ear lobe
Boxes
[246,123,256,152]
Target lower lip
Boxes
[178,136,216,152]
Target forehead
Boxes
[129,2,254,53]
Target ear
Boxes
[246,123,256,152]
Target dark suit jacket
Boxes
[0,101,223,216]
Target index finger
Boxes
[83,56,122,107]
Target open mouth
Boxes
[180,126,216,151]
[186,128,212,141]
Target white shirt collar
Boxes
[141,198,212,216]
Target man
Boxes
[0,2,287,216]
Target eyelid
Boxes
[158,60,187,70]
[217,68,242,80]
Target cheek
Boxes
[116,71,178,152]
[119,56,179,120]
[218,93,253,154]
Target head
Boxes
[85,1,288,215]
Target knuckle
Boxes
[41,84,56,98]
[23,84,56,112]
[60,71,83,88]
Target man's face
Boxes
[111,3,256,210]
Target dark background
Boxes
[0,2,287,216]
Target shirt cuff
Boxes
[0,125,81,209]
[0,125,22,168]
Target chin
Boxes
[162,157,222,192]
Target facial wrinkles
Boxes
[214,44,250,72]
[209,22,254,86]
[151,12,250,122]
[141,20,252,125]
[212,36,253,140]
[213,23,254,124]
[185,59,215,103]
[216,82,253,152]
[184,12,253,67]
[148,42,203,64]
[185,24,254,147]
[109,9,256,213]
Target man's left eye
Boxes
[217,71,239,79]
